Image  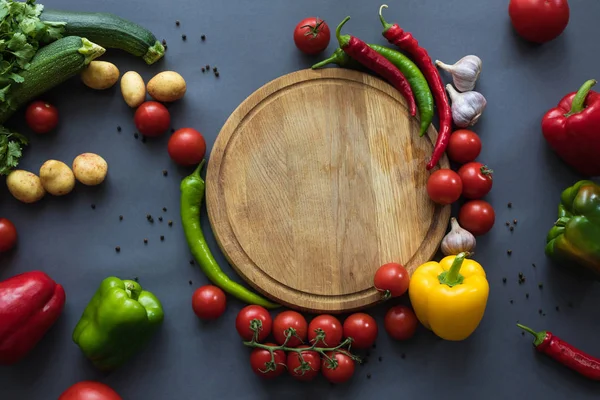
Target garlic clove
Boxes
[446,84,487,128]
[436,55,482,92]
[441,217,476,256]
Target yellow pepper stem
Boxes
[438,252,468,287]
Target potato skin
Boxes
[39,160,75,196]
[81,61,120,90]
[147,71,186,102]
[121,71,146,108]
[72,153,108,186]
[6,170,45,203]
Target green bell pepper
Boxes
[546,180,600,278]
[72,277,164,371]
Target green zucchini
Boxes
[41,10,165,65]
[0,36,105,124]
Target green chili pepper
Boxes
[313,45,434,137]
[180,160,279,309]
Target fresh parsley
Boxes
[0,127,27,175]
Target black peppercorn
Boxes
[507,249,512,255]
[159,217,163,222]
[141,137,147,143]
[502,277,506,283]
[401,353,406,359]
[168,220,173,226]
[378,356,382,362]
[134,133,139,139]
[115,246,120,252]
[509,226,514,232]
[213,67,217,72]
[160,235,165,241]
[509,299,513,304]
[367,373,371,379]
[163,207,167,212]
[513,219,518,224]
[162,39,167,45]
[538,309,542,314]
[176,20,180,26]
[556,306,560,311]
[171,128,175,133]
[508,202,513,208]
[189,280,193,285]
[538,283,543,289]
[162,170,168,176]
[205,64,210,70]
[182,34,187,40]
[525,293,529,299]
[134,277,139,282]
[189,260,194,265]
[201,34,206,40]
[117,126,121,132]
[201,68,205,72]
[505,221,510,226]
[146,214,152,221]
[91,204,96,209]
[215,72,220,78]
[144,239,148,244]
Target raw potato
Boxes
[121,71,146,108]
[147,71,186,102]
[81,61,120,90]
[73,153,108,186]
[39,160,75,196]
[6,170,45,204]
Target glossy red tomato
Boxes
[447,129,481,164]
[293,17,331,55]
[168,128,207,166]
[272,311,308,347]
[235,305,272,342]
[286,345,321,381]
[459,200,496,236]
[25,101,58,134]
[249,343,286,379]
[384,306,418,341]
[191,285,226,320]
[427,169,463,205]
[458,162,493,199]
[308,315,343,347]
[509,0,569,43]
[58,381,122,400]
[134,101,170,137]
[343,313,378,349]
[0,218,17,252]
[374,263,409,298]
[322,352,355,384]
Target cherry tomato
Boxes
[427,169,463,205]
[286,345,321,381]
[58,381,122,400]
[447,129,481,164]
[272,310,308,347]
[0,218,17,252]
[308,314,343,347]
[191,285,226,320]
[322,352,355,384]
[168,128,207,166]
[509,0,569,44]
[25,101,58,134]
[374,263,409,298]
[343,313,378,349]
[293,17,331,55]
[249,343,286,379]
[235,305,272,342]
[134,101,171,137]
[458,162,493,199]
[459,200,496,236]
[384,306,418,341]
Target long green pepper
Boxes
[313,44,434,137]
[180,160,279,309]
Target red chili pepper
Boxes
[518,323,600,380]
[335,16,416,117]
[0,271,66,365]
[379,5,452,170]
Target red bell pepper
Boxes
[0,271,66,365]
[542,79,600,177]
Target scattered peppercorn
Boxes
[176,20,180,26]
[160,235,165,241]
[367,373,371,379]
[502,277,507,283]
[144,239,148,244]
[518,273,525,284]
[378,356,382,362]
[513,219,518,224]
[146,214,152,221]
[215,72,220,78]
[213,67,218,72]
[401,353,406,359]
[163,207,167,212]
[205,64,210,70]
[134,277,139,282]
[182,34,187,41]
[556,306,560,311]
[538,309,542,314]
[201,68,205,72]
[510,226,514,232]
[526,293,529,299]
[119,215,123,221]
[189,280,193,285]
[168,220,173,226]
[538,283,543,289]
[201,34,206,40]
[505,221,510,226]
[164,45,168,51]
[162,39,167,45]
[162,170,168,176]
[507,249,512,255]
[159,217,163,222]
[521,331,525,336]
[532,263,537,268]
[542,313,546,317]
[508,202,512,208]
[171,128,175,133]
[117,126,121,132]
[91,204,96,210]
[189,260,194,265]
[115,246,120,252]
[141,137,147,143]
[372,343,376,349]
[509,299,513,304]
[134,133,139,139]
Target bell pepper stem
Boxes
[335,17,351,49]
[516,323,547,347]
[438,252,468,287]
[565,79,597,117]
[378,4,394,33]
[125,283,141,301]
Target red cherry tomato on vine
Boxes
[384,305,418,341]
[249,343,286,379]
[134,101,170,137]
[427,169,463,205]
[293,17,331,55]
[459,200,496,236]
[308,315,343,347]
[374,263,409,298]
[322,352,355,384]
[343,313,378,349]
[458,162,493,199]
[191,285,226,320]
[447,129,481,164]
[25,101,58,134]
[509,0,569,44]
[235,305,272,342]
[58,381,122,400]
[286,345,321,381]
[168,128,207,166]
[272,310,307,347]
[0,218,17,252]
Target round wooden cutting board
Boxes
[206,68,450,313]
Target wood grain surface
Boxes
[206,68,450,313]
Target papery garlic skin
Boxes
[441,217,477,256]
[436,55,482,92]
[446,84,487,128]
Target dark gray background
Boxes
[1,0,600,398]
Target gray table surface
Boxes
[2,0,600,398]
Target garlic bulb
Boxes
[446,84,487,128]
[441,218,476,256]
[436,56,482,92]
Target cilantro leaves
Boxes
[0,127,27,175]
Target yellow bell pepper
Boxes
[408,252,489,341]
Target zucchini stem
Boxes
[143,41,165,65]
[78,38,106,65]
